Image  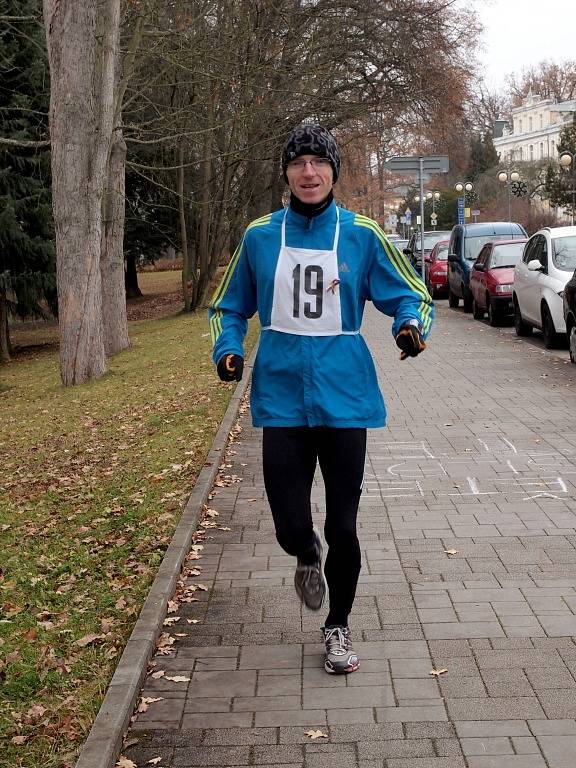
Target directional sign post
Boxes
[384,155,449,279]
[457,197,465,225]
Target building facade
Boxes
[493,92,576,164]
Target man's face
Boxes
[286,154,333,204]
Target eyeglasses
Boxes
[287,158,332,171]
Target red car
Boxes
[424,239,449,298]
[469,238,527,326]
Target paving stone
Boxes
[537,690,576,718]
[460,737,513,755]
[172,745,250,765]
[446,697,545,721]
[358,738,435,759]
[466,757,546,768]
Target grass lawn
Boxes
[0,277,257,768]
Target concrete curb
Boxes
[74,352,255,768]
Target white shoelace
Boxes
[324,626,349,656]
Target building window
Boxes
[529,116,533,131]
[518,120,522,133]
[551,140,555,155]
[530,145,534,160]
[540,142,543,158]
[519,147,523,160]
[540,114,543,129]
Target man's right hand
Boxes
[216,354,244,382]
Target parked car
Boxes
[563,268,576,363]
[514,226,576,348]
[404,230,451,274]
[392,237,409,253]
[424,239,449,298]
[447,221,527,312]
[469,238,527,326]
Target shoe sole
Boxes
[294,527,327,611]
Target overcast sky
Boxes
[476,0,575,91]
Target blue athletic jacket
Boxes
[209,201,434,428]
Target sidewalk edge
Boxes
[74,352,255,768]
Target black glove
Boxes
[395,323,426,360]
[216,354,244,382]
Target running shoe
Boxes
[323,625,359,675]
[294,527,326,610]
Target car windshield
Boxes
[414,232,451,251]
[435,244,449,261]
[489,242,525,269]
[552,236,576,271]
[464,233,524,261]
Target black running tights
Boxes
[262,426,366,628]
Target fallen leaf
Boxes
[137,696,163,713]
[74,633,102,647]
[150,670,165,679]
[444,549,458,556]
[165,675,190,682]
[12,735,27,745]
[429,668,448,677]
[163,616,180,626]
[148,759,163,766]
[187,619,200,624]
[304,729,328,739]
[116,758,137,768]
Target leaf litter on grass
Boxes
[0,304,257,768]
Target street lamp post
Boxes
[415,190,441,229]
[559,152,576,226]
[454,182,473,225]
[497,170,520,223]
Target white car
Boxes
[513,226,576,348]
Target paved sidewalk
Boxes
[124,304,576,768]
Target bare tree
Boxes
[506,60,576,105]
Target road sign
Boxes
[430,213,438,223]
[457,196,465,225]
[384,155,450,174]
[404,207,412,222]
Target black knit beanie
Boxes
[281,124,340,183]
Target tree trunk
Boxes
[43,0,120,385]
[0,290,10,363]
[125,253,142,299]
[179,143,193,312]
[101,127,130,355]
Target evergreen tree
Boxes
[545,116,576,217]
[0,2,55,361]
[483,132,499,169]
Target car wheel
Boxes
[462,288,473,313]
[472,298,484,320]
[448,289,459,308]
[514,299,532,337]
[569,324,576,364]
[487,299,501,327]
[541,303,559,349]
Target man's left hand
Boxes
[395,323,426,360]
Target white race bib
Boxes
[269,211,342,335]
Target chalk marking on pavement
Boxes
[503,437,518,454]
[506,460,519,474]
[467,477,480,494]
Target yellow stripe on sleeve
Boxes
[210,213,272,309]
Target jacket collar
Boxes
[286,197,337,227]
